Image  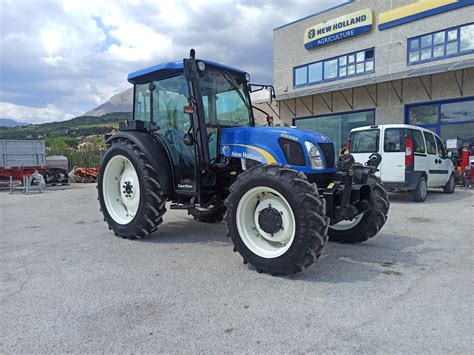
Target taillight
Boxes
[405,136,414,167]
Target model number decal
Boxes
[280,133,299,141]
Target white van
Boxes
[348,124,455,202]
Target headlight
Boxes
[304,141,324,169]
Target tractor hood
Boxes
[219,126,336,173]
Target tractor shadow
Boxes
[138,214,229,245]
[292,233,430,283]
[140,214,431,284]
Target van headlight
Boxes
[305,141,324,169]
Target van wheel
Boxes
[328,174,389,243]
[412,176,427,202]
[443,174,455,194]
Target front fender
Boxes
[106,131,173,196]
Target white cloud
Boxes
[0,0,346,123]
[0,102,76,123]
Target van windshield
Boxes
[350,129,379,153]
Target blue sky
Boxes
[0,0,344,123]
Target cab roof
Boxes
[127,60,246,84]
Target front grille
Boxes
[278,138,306,166]
[318,143,335,168]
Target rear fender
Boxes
[105,131,173,196]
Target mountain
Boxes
[85,88,133,116]
[0,118,28,127]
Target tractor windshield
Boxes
[199,68,252,127]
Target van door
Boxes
[349,128,380,176]
[434,135,452,186]
[408,128,428,176]
[381,127,406,183]
[423,131,442,187]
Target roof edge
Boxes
[273,0,354,31]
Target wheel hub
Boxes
[122,180,134,198]
[258,205,283,235]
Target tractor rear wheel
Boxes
[188,205,226,223]
[225,165,329,275]
[98,138,167,239]
[328,173,389,243]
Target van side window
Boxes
[350,129,379,153]
[424,132,437,155]
[384,128,404,152]
[410,129,426,154]
[435,135,447,159]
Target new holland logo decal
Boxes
[304,8,373,49]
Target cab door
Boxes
[150,75,197,192]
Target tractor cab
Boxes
[126,55,255,195]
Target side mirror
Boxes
[447,151,453,159]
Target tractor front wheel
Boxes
[98,138,167,239]
[225,165,329,275]
[188,205,226,223]
[328,174,389,243]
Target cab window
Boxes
[134,84,151,122]
[350,129,379,153]
[424,132,437,155]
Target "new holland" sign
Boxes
[304,8,373,50]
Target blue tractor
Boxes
[98,50,389,275]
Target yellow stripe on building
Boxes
[379,0,459,25]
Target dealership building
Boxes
[272,0,474,149]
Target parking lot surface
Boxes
[1,184,473,353]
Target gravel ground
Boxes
[1,184,473,353]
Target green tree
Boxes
[48,138,68,155]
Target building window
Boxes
[406,98,474,145]
[293,48,375,87]
[408,23,474,65]
[293,110,375,150]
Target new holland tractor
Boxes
[98,50,389,275]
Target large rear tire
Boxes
[328,173,389,244]
[98,138,167,239]
[225,165,329,275]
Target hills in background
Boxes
[0,112,131,141]
[85,88,133,116]
[0,118,29,127]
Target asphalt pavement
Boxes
[1,184,473,353]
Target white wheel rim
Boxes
[330,213,364,231]
[102,155,140,225]
[236,186,296,259]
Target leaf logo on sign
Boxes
[308,29,316,39]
